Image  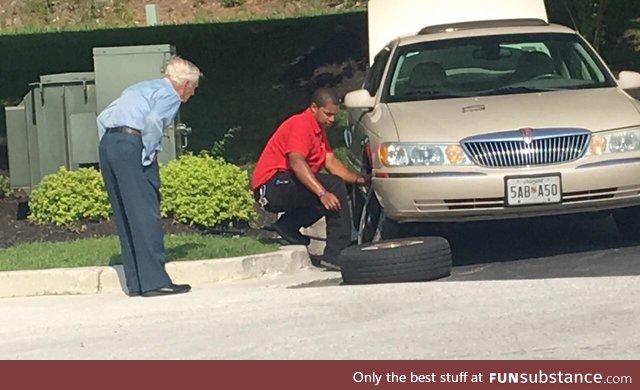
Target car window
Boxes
[385,32,615,102]
[364,48,391,96]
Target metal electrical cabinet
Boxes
[4,104,33,190]
[93,44,188,164]
[4,44,191,193]
[5,72,97,192]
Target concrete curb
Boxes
[0,246,311,299]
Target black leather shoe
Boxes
[126,290,141,297]
[141,283,191,297]
[269,220,311,246]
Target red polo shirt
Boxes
[251,108,332,189]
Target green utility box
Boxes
[5,72,97,192]
[4,105,32,190]
[5,44,191,193]
[93,44,188,164]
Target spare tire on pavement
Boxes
[340,236,452,285]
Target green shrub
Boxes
[0,174,11,198]
[160,153,256,227]
[25,154,257,228]
[28,167,111,226]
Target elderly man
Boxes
[97,56,202,297]
[251,88,367,269]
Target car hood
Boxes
[386,87,640,142]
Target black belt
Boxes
[106,126,142,136]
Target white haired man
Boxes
[97,56,202,297]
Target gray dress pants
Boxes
[99,132,171,293]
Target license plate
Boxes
[506,175,561,206]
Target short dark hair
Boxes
[311,88,339,107]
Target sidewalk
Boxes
[0,246,311,299]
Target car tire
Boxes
[340,236,452,285]
[613,206,640,240]
[357,189,403,244]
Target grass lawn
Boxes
[0,234,279,272]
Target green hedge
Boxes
[160,153,256,227]
[29,154,257,227]
[28,167,111,226]
[0,13,368,164]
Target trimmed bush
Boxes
[28,167,111,226]
[160,153,256,227]
[0,175,10,198]
[25,154,257,227]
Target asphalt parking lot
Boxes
[300,213,640,287]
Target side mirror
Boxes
[344,89,376,110]
[617,71,640,90]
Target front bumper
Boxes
[373,155,640,223]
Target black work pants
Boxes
[99,133,171,293]
[256,171,351,258]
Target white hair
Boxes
[165,56,202,85]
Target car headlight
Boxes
[587,127,640,156]
[379,143,472,166]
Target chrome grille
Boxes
[462,129,590,168]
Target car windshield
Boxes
[385,32,615,102]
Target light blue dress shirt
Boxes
[97,78,181,166]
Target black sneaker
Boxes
[320,257,341,271]
[308,254,323,267]
[269,220,311,246]
[308,254,341,271]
